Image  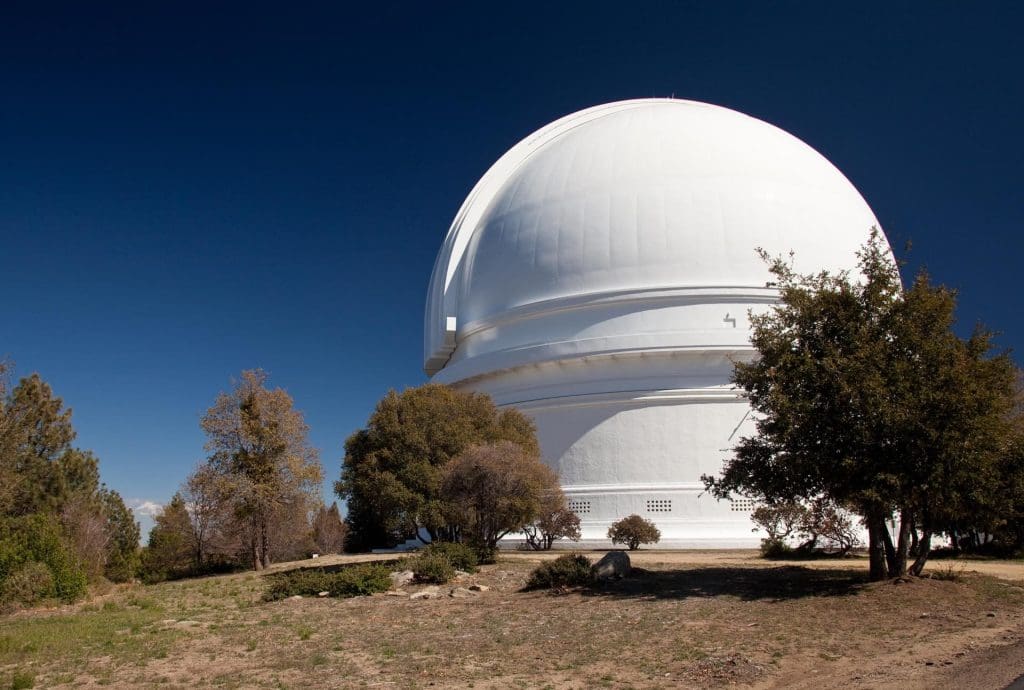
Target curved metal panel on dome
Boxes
[424,98,881,377]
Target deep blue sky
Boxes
[2,2,1022,533]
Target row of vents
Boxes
[567,498,757,515]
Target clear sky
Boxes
[2,2,1022,535]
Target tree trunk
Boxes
[881,522,898,577]
[251,533,262,571]
[866,513,888,581]
[260,516,272,569]
[908,529,933,576]
[890,509,912,578]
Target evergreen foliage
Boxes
[0,513,87,603]
[524,553,593,590]
[704,229,1020,579]
[336,383,539,550]
[263,563,392,600]
[0,365,139,602]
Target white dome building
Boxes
[424,99,886,546]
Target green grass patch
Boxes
[0,604,180,668]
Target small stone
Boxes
[385,591,407,597]
[449,587,477,598]
[289,595,303,600]
[468,584,489,592]
[410,586,441,600]
[390,570,415,587]
[987,612,996,617]
[318,591,330,598]
[454,570,470,577]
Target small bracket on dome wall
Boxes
[723,313,736,328]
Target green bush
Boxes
[423,542,478,573]
[0,514,87,604]
[10,670,35,689]
[607,515,661,550]
[760,539,793,558]
[525,554,593,590]
[1,561,54,607]
[264,563,392,601]
[402,551,456,584]
[330,563,393,596]
[472,544,498,565]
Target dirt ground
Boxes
[3,549,1024,689]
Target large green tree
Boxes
[0,373,77,517]
[336,383,539,549]
[704,229,1019,580]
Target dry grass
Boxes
[1,551,1023,688]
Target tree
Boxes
[0,373,76,517]
[522,489,581,550]
[181,463,234,569]
[312,502,348,554]
[704,230,1019,580]
[440,441,559,555]
[336,383,539,549]
[140,494,194,582]
[607,515,661,550]
[201,370,322,570]
[101,489,140,582]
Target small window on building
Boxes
[569,500,591,514]
[646,499,672,513]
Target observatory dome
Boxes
[424,99,886,546]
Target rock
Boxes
[390,570,415,587]
[454,570,470,578]
[449,587,477,598]
[592,551,631,580]
[468,584,489,592]
[410,586,441,600]
[289,595,303,600]
[317,591,330,598]
[385,591,407,597]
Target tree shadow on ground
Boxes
[581,566,869,602]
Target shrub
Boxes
[759,539,793,558]
[423,542,478,572]
[402,551,456,584]
[525,554,593,590]
[1,561,54,607]
[264,563,392,601]
[0,514,87,604]
[329,563,392,596]
[607,515,661,550]
[10,670,35,690]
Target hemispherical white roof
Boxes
[425,99,883,376]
